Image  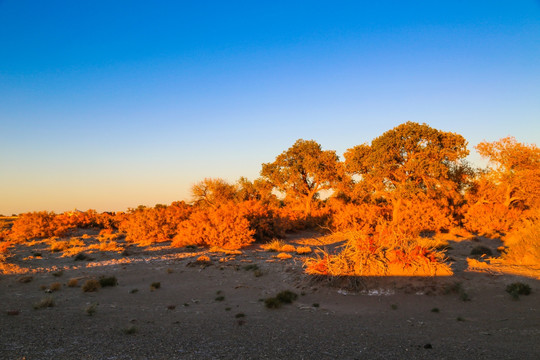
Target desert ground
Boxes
[1,230,539,360]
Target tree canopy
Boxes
[261,139,341,215]
[344,121,470,224]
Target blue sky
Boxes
[1,1,539,214]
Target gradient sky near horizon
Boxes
[1,1,539,215]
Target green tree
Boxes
[261,139,341,215]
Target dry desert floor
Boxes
[1,231,539,359]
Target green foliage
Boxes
[99,276,118,287]
[506,282,531,299]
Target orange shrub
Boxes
[304,229,452,277]
[502,209,540,265]
[328,203,388,233]
[464,202,522,237]
[118,202,192,246]
[9,212,61,242]
[172,204,255,250]
[236,200,287,241]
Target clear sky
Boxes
[1,1,539,215]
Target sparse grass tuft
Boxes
[261,239,285,252]
[49,282,61,292]
[276,290,298,304]
[280,244,296,253]
[52,270,64,277]
[264,297,282,309]
[296,246,312,254]
[215,296,225,301]
[18,276,33,283]
[122,326,138,335]
[34,296,55,309]
[312,303,319,308]
[265,290,298,309]
[85,303,98,316]
[74,253,89,261]
[167,305,176,310]
[82,279,100,292]
[196,255,211,263]
[243,264,259,271]
[67,278,79,287]
[276,252,292,260]
[506,282,532,300]
[150,282,161,290]
[235,313,245,318]
[431,307,440,313]
[99,276,118,288]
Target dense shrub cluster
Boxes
[172,204,255,250]
[2,123,538,270]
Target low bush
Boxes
[304,227,452,277]
[506,282,532,299]
[82,279,100,292]
[99,276,118,287]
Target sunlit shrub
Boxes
[118,202,192,246]
[304,229,452,277]
[172,204,255,250]
[9,212,59,242]
[464,202,522,237]
[502,209,540,265]
[328,203,388,233]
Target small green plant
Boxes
[243,264,259,271]
[456,316,465,322]
[459,291,471,302]
[34,296,55,309]
[85,303,98,316]
[264,297,282,309]
[444,282,470,301]
[122,326,138,335]
[150,282,161,290]
[130,288,139,294]
[391,304,398,310]
[99,276,118,287]
[235,313,245,318]
[183,303,190,307]
[264,290,298,309]
[312,303,320,308]
[225,307,231,311]
[254,269,263,277]
[167,305,176,310]
[215,296,225,301]
[74,253,88,261]
[506,282,532,300]
[431,307,440,313]
[82,279,100,292]
[276,290,298,304]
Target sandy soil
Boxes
[1,231,539,360]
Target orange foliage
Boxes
[304,228,452,276]
[9,212,60,242]
[118,202,192,246]
[172,203,255,250]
